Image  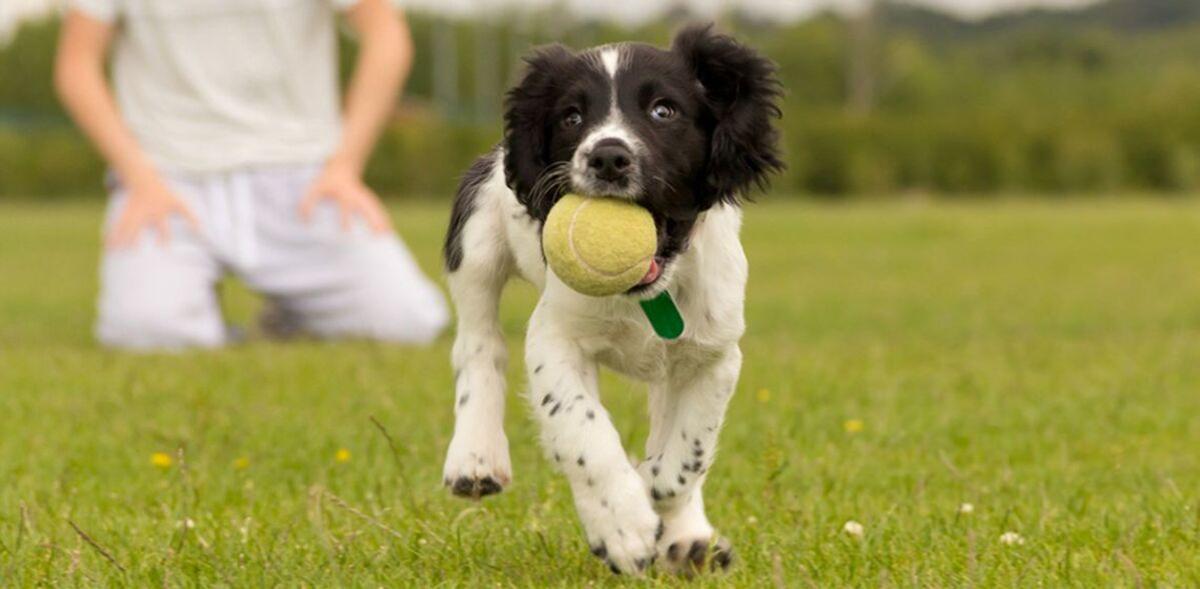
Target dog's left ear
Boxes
[673,24,784,205]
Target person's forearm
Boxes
[54,12,159,188]
[56,60,158,185]
[335,1,414,174]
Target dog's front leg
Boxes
[526,306,661,575]
[641,345,741,573]
[442,231,513,499]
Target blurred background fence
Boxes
[3,0,1200,198]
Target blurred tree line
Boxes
[3,0,1200,198]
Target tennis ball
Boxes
[542,194,658,297]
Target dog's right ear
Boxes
[504,44,576,219]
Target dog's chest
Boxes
[511,196,747,383]
[587,318,670,381]
[576,301,727,383]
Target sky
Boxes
[1,0,1103,39]
[392,0,1100,23]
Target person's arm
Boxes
[54,9,196,247]
[301,0,415,232]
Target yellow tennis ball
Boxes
[542,194,657,297]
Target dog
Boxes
[440,24,783,575]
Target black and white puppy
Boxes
[441,24,783,575]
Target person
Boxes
[54,0,449,350]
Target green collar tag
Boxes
[639,291,685,340]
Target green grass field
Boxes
[1,199,1198,587]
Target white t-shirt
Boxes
[72,0,359,173]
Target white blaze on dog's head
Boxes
[571,45,644,200]
[600,47,621,78]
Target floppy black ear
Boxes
[503,44,575,219]
[673,24,784,205]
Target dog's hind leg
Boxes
[442,154,515,499]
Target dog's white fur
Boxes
[442,146,747,574]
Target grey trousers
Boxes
[95,165,449,350]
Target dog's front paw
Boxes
[656,504,732,575]
[661,535,733,575]
[442,430,511,500]
[578,479,662,575]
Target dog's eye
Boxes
[562,110,583,129]
[649,101,677,122]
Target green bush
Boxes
[7,108,1200,199]
[0,122,499,199]
[0,128,105,197]
[364,117,499,198]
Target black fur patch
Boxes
[672,23,786,206]
[444,151,498,272]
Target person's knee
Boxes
[335,238,451,344]
[366,290,450,344]
[96,297,224,351]
[351,276,450,344]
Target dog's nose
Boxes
[587,140,633,182]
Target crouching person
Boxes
[54,0,448,350]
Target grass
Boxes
[1,197,1198,587]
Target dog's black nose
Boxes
[587,140,633,182]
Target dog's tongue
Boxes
[639,258,662,286]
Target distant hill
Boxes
[883,0,1200,38]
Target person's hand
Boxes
[300,158,392,233]
[108,172,199,248]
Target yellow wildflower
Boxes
[756,388,771,403]
[843,419,864,434]
[151,452,173,468]
[335,448,351,463]
[233,457,250,470]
